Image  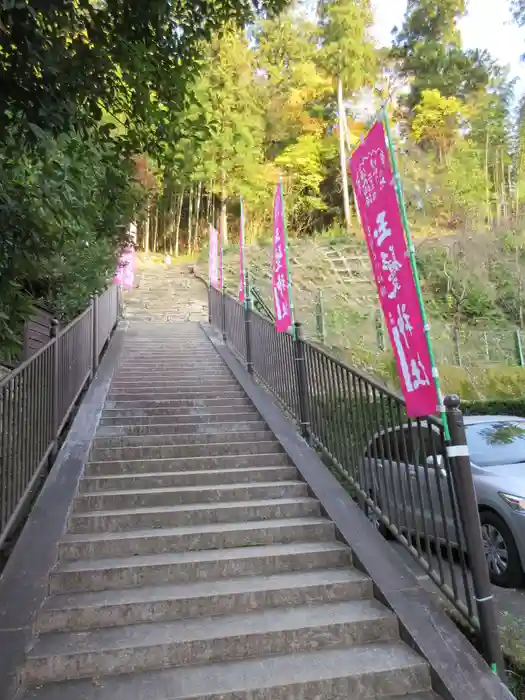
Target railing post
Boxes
[445,395,504,678]
[91,295,99,378]
[221,291,227,342]
[244,288,254,375]
[294,322,310,439]
[50,319,59,459]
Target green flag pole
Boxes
[279,174,296,340]
[381,109,449,440]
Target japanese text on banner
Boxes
[209,224,221,290]
[272,182,293,333]
[349,121,439,418]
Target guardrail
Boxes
[208,284,503,674]
[0,285,119,555]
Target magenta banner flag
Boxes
[239,199,246,303]
[114,246,136,291]
[209,224,221,289]
[349,121,439,418]
[272,182,293,333]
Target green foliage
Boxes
[462,398,525,418]
[0,122,141,360]
[391,0,489,110]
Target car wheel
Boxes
[480,510,524,588]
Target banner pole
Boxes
[280,174,296,339]
[240,196,246,309]
[381,110,449,440]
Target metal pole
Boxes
[91,295,99,378]
[316,290,326,344]
[221,291,227,342]
[50,320,59,460]
[516,328,524,367]
[444,395,504,679]
[208,285,212,325]
[294,322,310,439]
[244,278,254,375]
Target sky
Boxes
[372,0,525,95]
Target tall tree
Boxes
[318,0,376,232]
[392,0,489,111]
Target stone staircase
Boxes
[123,261,208,322]
[16,318,442,699]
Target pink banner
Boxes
[114,246,136,291]
[349,121,439,418]
[209,224,221,289]
[272,182,293,333]
[239,199,246,303]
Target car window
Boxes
[466,421,525,467]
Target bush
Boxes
[462,398,525,418]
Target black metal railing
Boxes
[0,285,119,554]
[208,285,503,674]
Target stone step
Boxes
[92,429,273,450]
[89,438,282,462]
[99,410,261,426]
[49,541,350,593]
[23,600,397,685]
[94,420,268,438]
[67,497,321,534]
[59,516,332,559]
[21,643,432,700]
[110,375,234,386]
[85,452,289,476]
[103,397,252,410]
[106,389,247,402]
[38,568,370,632]
[72,481,308,512]
[114,362,227,372]
[80,465,298,492]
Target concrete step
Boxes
[80,465,299,492]
[109,378,240,390]
[89,438,283,462]
[72,481,309,512]
[49,541,351,592]
[38,568,370,632]
[110,375,235,386]
[23,600,397,684]
[106,389,247,402]
[103,397,252,410]
[103,399,253,415]
[67,497,320,534]
[59,516,333,559]
[94,420,268,438]
[92,430,274,450]
[85,452,290,476]
[99,410,261,426]
[21,643,432,699]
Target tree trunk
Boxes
[175,186,184,258]
[187,183,194,254]
[194,181,202,252]
[169,189,174,255]
[485,130,491,225]
[207,179,214,221]
[144,205,150,255]
[337,76,352,233]
[152,202,158,253]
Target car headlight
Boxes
[499,492,525,513]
